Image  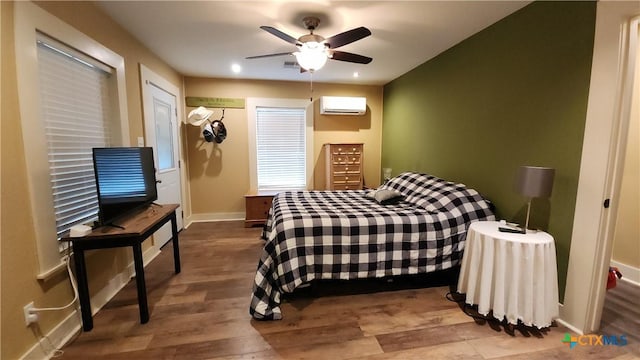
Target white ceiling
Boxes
[96,1,531,85]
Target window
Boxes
[37,34,115,238]
[255,107,306,191]
[247,98,313,192]
[14,1,129,278]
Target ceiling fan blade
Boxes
[330,51,372,64]
[246,52,293,60]
[325,27,371,49]
[260,26,301,46]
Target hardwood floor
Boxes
[59,221,639,359]
[600,278,640,344]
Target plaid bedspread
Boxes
[249,172,495,320]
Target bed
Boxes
[249,172,495,320]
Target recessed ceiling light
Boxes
[231,63,241,73]
[353,72,359,78]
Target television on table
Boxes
[92,147,158,227]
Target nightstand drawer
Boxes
[245,193,275,227]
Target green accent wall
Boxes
[382,1,596,301]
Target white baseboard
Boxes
[88,246,158,314]
[610,260,640,286]
[556,303,584,335]
[556,261,640,338]
[20,311,81,360]
[20,246,159,360]
[144,246,161,267]
[555,310,585,336]
[185,212,245,227]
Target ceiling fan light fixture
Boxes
[248,18,372,73]
[294,42,328,71]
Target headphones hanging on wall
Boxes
[203,119,227,144]
[187,106,228,144]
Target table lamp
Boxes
[383,168,392,183]
[516,166,555,233]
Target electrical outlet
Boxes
[23,302,38,326]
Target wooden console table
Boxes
[61,203,180,331]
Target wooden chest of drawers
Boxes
[323,143,364,190]
[245,191,276,227]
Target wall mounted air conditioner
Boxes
[320,96,367,115]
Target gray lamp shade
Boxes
[516,166,555,198]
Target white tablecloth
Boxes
[457,221,559,328]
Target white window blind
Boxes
[36,34,114,238]
[255,107,306,191]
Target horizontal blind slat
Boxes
[255,107,306,191]
[37,38,113,238]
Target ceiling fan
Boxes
[246,16,372,72]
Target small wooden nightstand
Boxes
[245,191,277,227]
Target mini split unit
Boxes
[320,96,367,115]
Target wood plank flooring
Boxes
[59,221,639,359]
[601,278,640,344]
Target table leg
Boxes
[132,242,149,324]
[72,246,93,331]
[170,213,181,274]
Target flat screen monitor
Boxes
[92,147,158,227]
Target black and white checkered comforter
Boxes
[249,172,495,320]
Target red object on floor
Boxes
[607,267,623,290]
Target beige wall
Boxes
[184,77,383,217]
[2,3,382,357]
[611,28,640,269]
[1,2,184,358]
[33,1,184,146]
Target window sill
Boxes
[36,259,67,281]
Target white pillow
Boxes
[367,188,403,204]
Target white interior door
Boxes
[141,68,183,248]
